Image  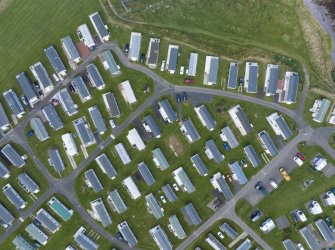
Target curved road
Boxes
[0,41,334,250]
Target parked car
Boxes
[294,156,303,167]
[297,209,307,222]
[241,159,248,168]
[160,195,167,204]
[123,43,129,55]
[250,210,262,222]
[181,92,187,102]
[37,90,43,97]
[160,60,165,71]
[226,174,233,182]
[297,243,304,250]
[109,119,116,129]
[51,98,59,105]
[297,152,305,161]
[172,183,179,191]
[279,167,291,181]
[180,66,184,75]
[325,216,333,226]
[238,77,244,86]
[21,95,28,106]
[68,84,75,93]
[223,142,229,151]
[175,94,181,103]
[26,130,34,137]
[255,182,268,196]
[140,53,145,63]
[217,231,224,239]
[269,179,278,189]
[33,81,40,90]
[291,214,299,223]
[184,78,194,84]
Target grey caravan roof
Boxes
[85,169,103,192]
[144,115,161,138]
[236,107,253,134]
[258,131,278,157]
[162,184,177,202]
[197,105,216,130]
[108,189,127,214]
[175,168,195,193]
[247,64,258,92]
[18,173,39,193]
[44,46,66,74]
[0,161,10,179]
[220,222,238,240]
[73,118,95,146]
[0,103,10,128]
[30,117,49,141]
[221,126,239,148]
[129,34,141,60]
[150,226,172,250]
[285,73,299,103]
[235,239,252,250]
[299,226,319,250]
[215,175,233,200]
[3,90,24,117]
[74,231,99,250]
[138,162,155,186]
[90,12,109,39]
[146,193,163,219]
[25,223,49,245]
[160,99,177,122]
[206,139,224,163]
[58,88,77,115]
[282,239,296,250]
[3,184,26,209]
[206,233,227,250]
[208,57,219,84]
[152,148,170,170]
[315,219,334,243]
[168,47,178,71]
[91,199,112,227]
[190,154,208,176]
[16,72,38,104]
[183,203,202,225]
[89,106,106,134]
[95,154,117,179]
[86,63,105,89]
[48,149,65,173]
[188,53,198,77]
[103,92,120,118]
[35,208,60,233]
[12,235,36,250]
[266,66,279,95]
[182,119,200,142]
[0,202,14,225]
[2,144,25,168]
[228,63,238,89]
[31,62,52,89]
[72,76,91,101]
[168,215,186,239]
[101,50,120,75]
[244,145,261,168]
[118,221,138,247]
[114,143,131,165]
[229,161,248,185]
[42,103,63,130]
[275,115,292,140]
[61,35,80,61]
[148,39,160,65]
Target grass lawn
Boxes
[74,94,297,248]
[185,219,258,250]
[25,57,154,178]
[1,194,114,250]
[235,144,335,249]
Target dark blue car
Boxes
[26,130,34,137]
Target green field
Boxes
[236,144,335,249]
[1,195,114,250]
[73,94,297,248]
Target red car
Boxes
[296,152,305,161]
[184,78,194,84]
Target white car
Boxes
[109,119,116,128]
[296,209,307,222]
[297,243,305,250]
[173,183,179,191]
[160,195,167,204]
[294,156,303,167]
[160,60,166,71]
[269,179,278,189]
[180,66,184,75]
[217,231,224,239]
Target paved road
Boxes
[0,40,334,249]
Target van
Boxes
[269,179,278,189]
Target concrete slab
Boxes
[275,215,290,229]
[322,164,335,178]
